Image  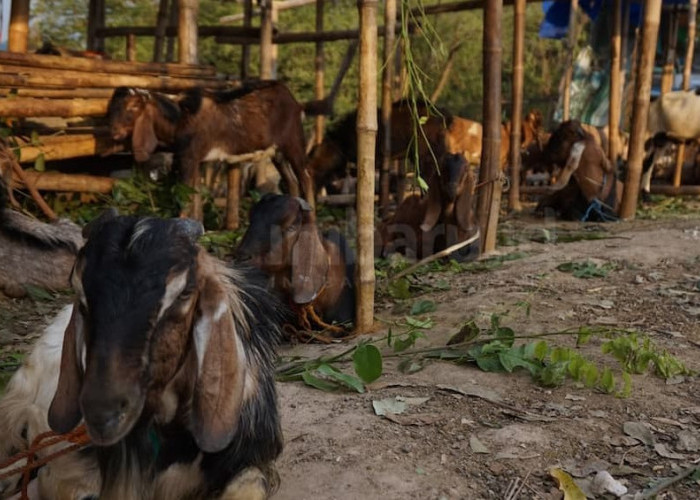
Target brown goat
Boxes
[379,159,479,261]
[536,120,622,220]
[43,211,283,499]
[236,194,355,329]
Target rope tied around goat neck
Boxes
[0,423,90,500]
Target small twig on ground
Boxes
[638,466,699,499]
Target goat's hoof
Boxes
[218,466,274,500]
[641,191,653,204]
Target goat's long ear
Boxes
[191,269,247,453]
[420,176,442,232]
[48,304,84,433]
[132,108,158,162]
[291,206,328,304]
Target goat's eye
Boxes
[286,224,299,234]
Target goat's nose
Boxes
[82,396,130,438]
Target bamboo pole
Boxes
[226,167,241,230]
[0,98,108,117]
[379,0,396,218]
[13,134,114,163]
[355,0,378,333]
[477,0,503,254]
[673,0,697,188]
[8,0,29,53]
[660,6,680,95]
[154,0,170,62]
[178,0,198,64]
[650,184,700,195]
[508,0,525,212]
[620,0,663,219]
[11,170,116,193]
[241,0,253,78]
[95,0,106,53]
[609,0,622,164]
[0,66,224,91]
[314,0,326,146]
[216,24,407,45]
[126,34,137,62]
[0,88,115,98]
[562,0,578,122]
[87,0,99,52]
[0,51,216,77]
[260,4,274,79]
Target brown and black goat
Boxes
[378,153,479,261]
[35,210,284,499]
[107,81,314,221]
[0,174,82,298]
[236,194,355,330]
[535,120,622,221]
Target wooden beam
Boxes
[477,0,504,254]
[260,5,274,78]
[11,170,116,193]
[660,6,680,95]
[356,0,378,333]
[620,0,663,219]
[609,0,622,164]
[0,88,115,98]
[12,134,116,163]
[409,0,543,16]
[0,98,108,118]
[650,184,700,195]
[98,25,266,39]
[673,0,697,188]
[0,51,216,77]
[240,0,253,78]
[0,65,225,91]
[154,0,170,62]
[178,0,199,64]
[380,0,396,218]
[508,0,525,212]
[562,0,578,121]
[216,24,407,45]
[8,0,29,53]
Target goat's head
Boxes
[237,194,329,305]
[107,87,158,162]
[49,210,249,453]
[421,153,477,236]
[307,140,348,193]
[542,120,588,170]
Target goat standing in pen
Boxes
[236,194,355,338]
[0,211,284,499]
[107,80,314,221]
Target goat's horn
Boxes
[295,197,312,212]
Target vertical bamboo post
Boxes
[620,0,663,219]
[178,0,198,64]
[87,0,98,52]
[154,0,170,62]
[609,0,622,163]
[166,0,178,62]
[260,2,274,79]
[394,36,407,203]
[660,6,680,95]
[672,0,697,188]
[94,0,106,53]
[380,0,396,218]
[240,0,253,79]
[562,0,578,121]
[126,34,137,62]
[355,0,378,333]
[477,0,503,254]
[314,0,326,145]
[226,167,241,230]
[8,0,29,53]
[508,0,525,212]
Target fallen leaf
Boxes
[676,430,700,452]
[372,398,408,416]
[383,413,442,426]
[565,394,586,401]
[623,421,655,446]
[469,436,489,454]
[549,468,587,500]
[591,470,628,497]
[654,443,687,460]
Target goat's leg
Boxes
[280,141,315,209]
[273,155,301,199]
[180,155,203,221]
[217,467,274,500]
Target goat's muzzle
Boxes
[80,385,144,446]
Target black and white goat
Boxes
[0,210,284,499]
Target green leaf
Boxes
[417,175,429,192]
[404,316,433,329]
[474,353,506,372]
[353,344,383,383]
[388,278,411,299]
[317,364,365,393]
[599,368,615,394]
[498,347,541,375]
[581,364,599,388]
[447,320,480,345]
[34,153,45,172]
[410,299,436,315]
[301,371,339,392]
[617,371,632,398]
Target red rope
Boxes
[0,423,90,500]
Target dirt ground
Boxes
[1,208,700,499]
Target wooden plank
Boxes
[13,134,116,163]
[11,170,116,193]
[0,98,108,117]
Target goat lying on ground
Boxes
[378,154,479,261]
[535,120,622,221]
[0,211,285,499]
[236,194,355,330]
[0,175,82,298]
[107,81,314,220]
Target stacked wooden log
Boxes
[0,50,228,194]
